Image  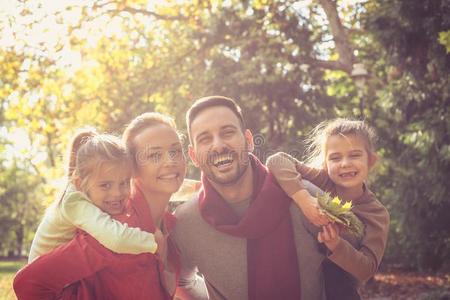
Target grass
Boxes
[0,259,26,300]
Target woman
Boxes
[14,112,193,300]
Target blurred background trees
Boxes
[0,0,448,271]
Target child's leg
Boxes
[324,260,361,300]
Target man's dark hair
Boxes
[186,96,246,144]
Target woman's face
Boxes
[133,124,186,196]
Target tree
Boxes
[360,0,450,271]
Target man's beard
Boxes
[202,145,251,186]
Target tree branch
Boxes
[303,57,348,71]
[118,6,187,21]
[317,0,354,72]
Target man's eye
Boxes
[223,130,234,137]
[350,153,362,158]
[198,137,211,144]
[329,157,340,161]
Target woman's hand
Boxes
[292,190,330,226]
[317,223,341,252]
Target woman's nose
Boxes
[163,150,183,166]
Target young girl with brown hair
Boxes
[267,118,390,300]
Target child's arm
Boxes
[267,152,329,226]
[60,191,158,254]
[291,155,335,192]
[267,152,335,193]
[319,194,390,282]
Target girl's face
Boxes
[133,124,186,197]
[84,162,131,215]
[324,134,375,190]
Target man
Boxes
[172,96,326,300]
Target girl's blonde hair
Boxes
[304,118,377,167]
[64,128,131,196]
[122,112,178,168]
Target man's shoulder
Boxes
[172,194,206,241]
[174,194,200,220]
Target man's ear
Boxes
[368,153,378,169]
[188,145,200,167]
[245,129,254,152]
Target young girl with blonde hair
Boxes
[267,118,390,300]
[28,129,161,263]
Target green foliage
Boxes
[362,0,450,271]
[0,157,44,256]
[0,259,27,300]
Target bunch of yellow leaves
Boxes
[317,192,365,239]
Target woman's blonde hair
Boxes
[64,128,131,196]
[304,118,377,167]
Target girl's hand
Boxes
[317,223,341,252]
[292,190,330,226]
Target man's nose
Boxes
[211,135,226,152]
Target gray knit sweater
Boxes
[172,181,327,300]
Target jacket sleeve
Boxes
[175,256,209,300]
[327,196,390,282]
[293,160,335,193]
[60,191,157,254]
[266,152,305,196]
[267,152,335,195]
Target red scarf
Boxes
[199,154,301,300]
[130,185,180,298]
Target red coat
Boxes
[14,190,175,300]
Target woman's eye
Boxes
[329,157,340,161]
[147,152,162,162]
[169,149,182,158]
[350,153,362,158]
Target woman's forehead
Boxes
[133,124,181,149]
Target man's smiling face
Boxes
[188,105,253,185]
